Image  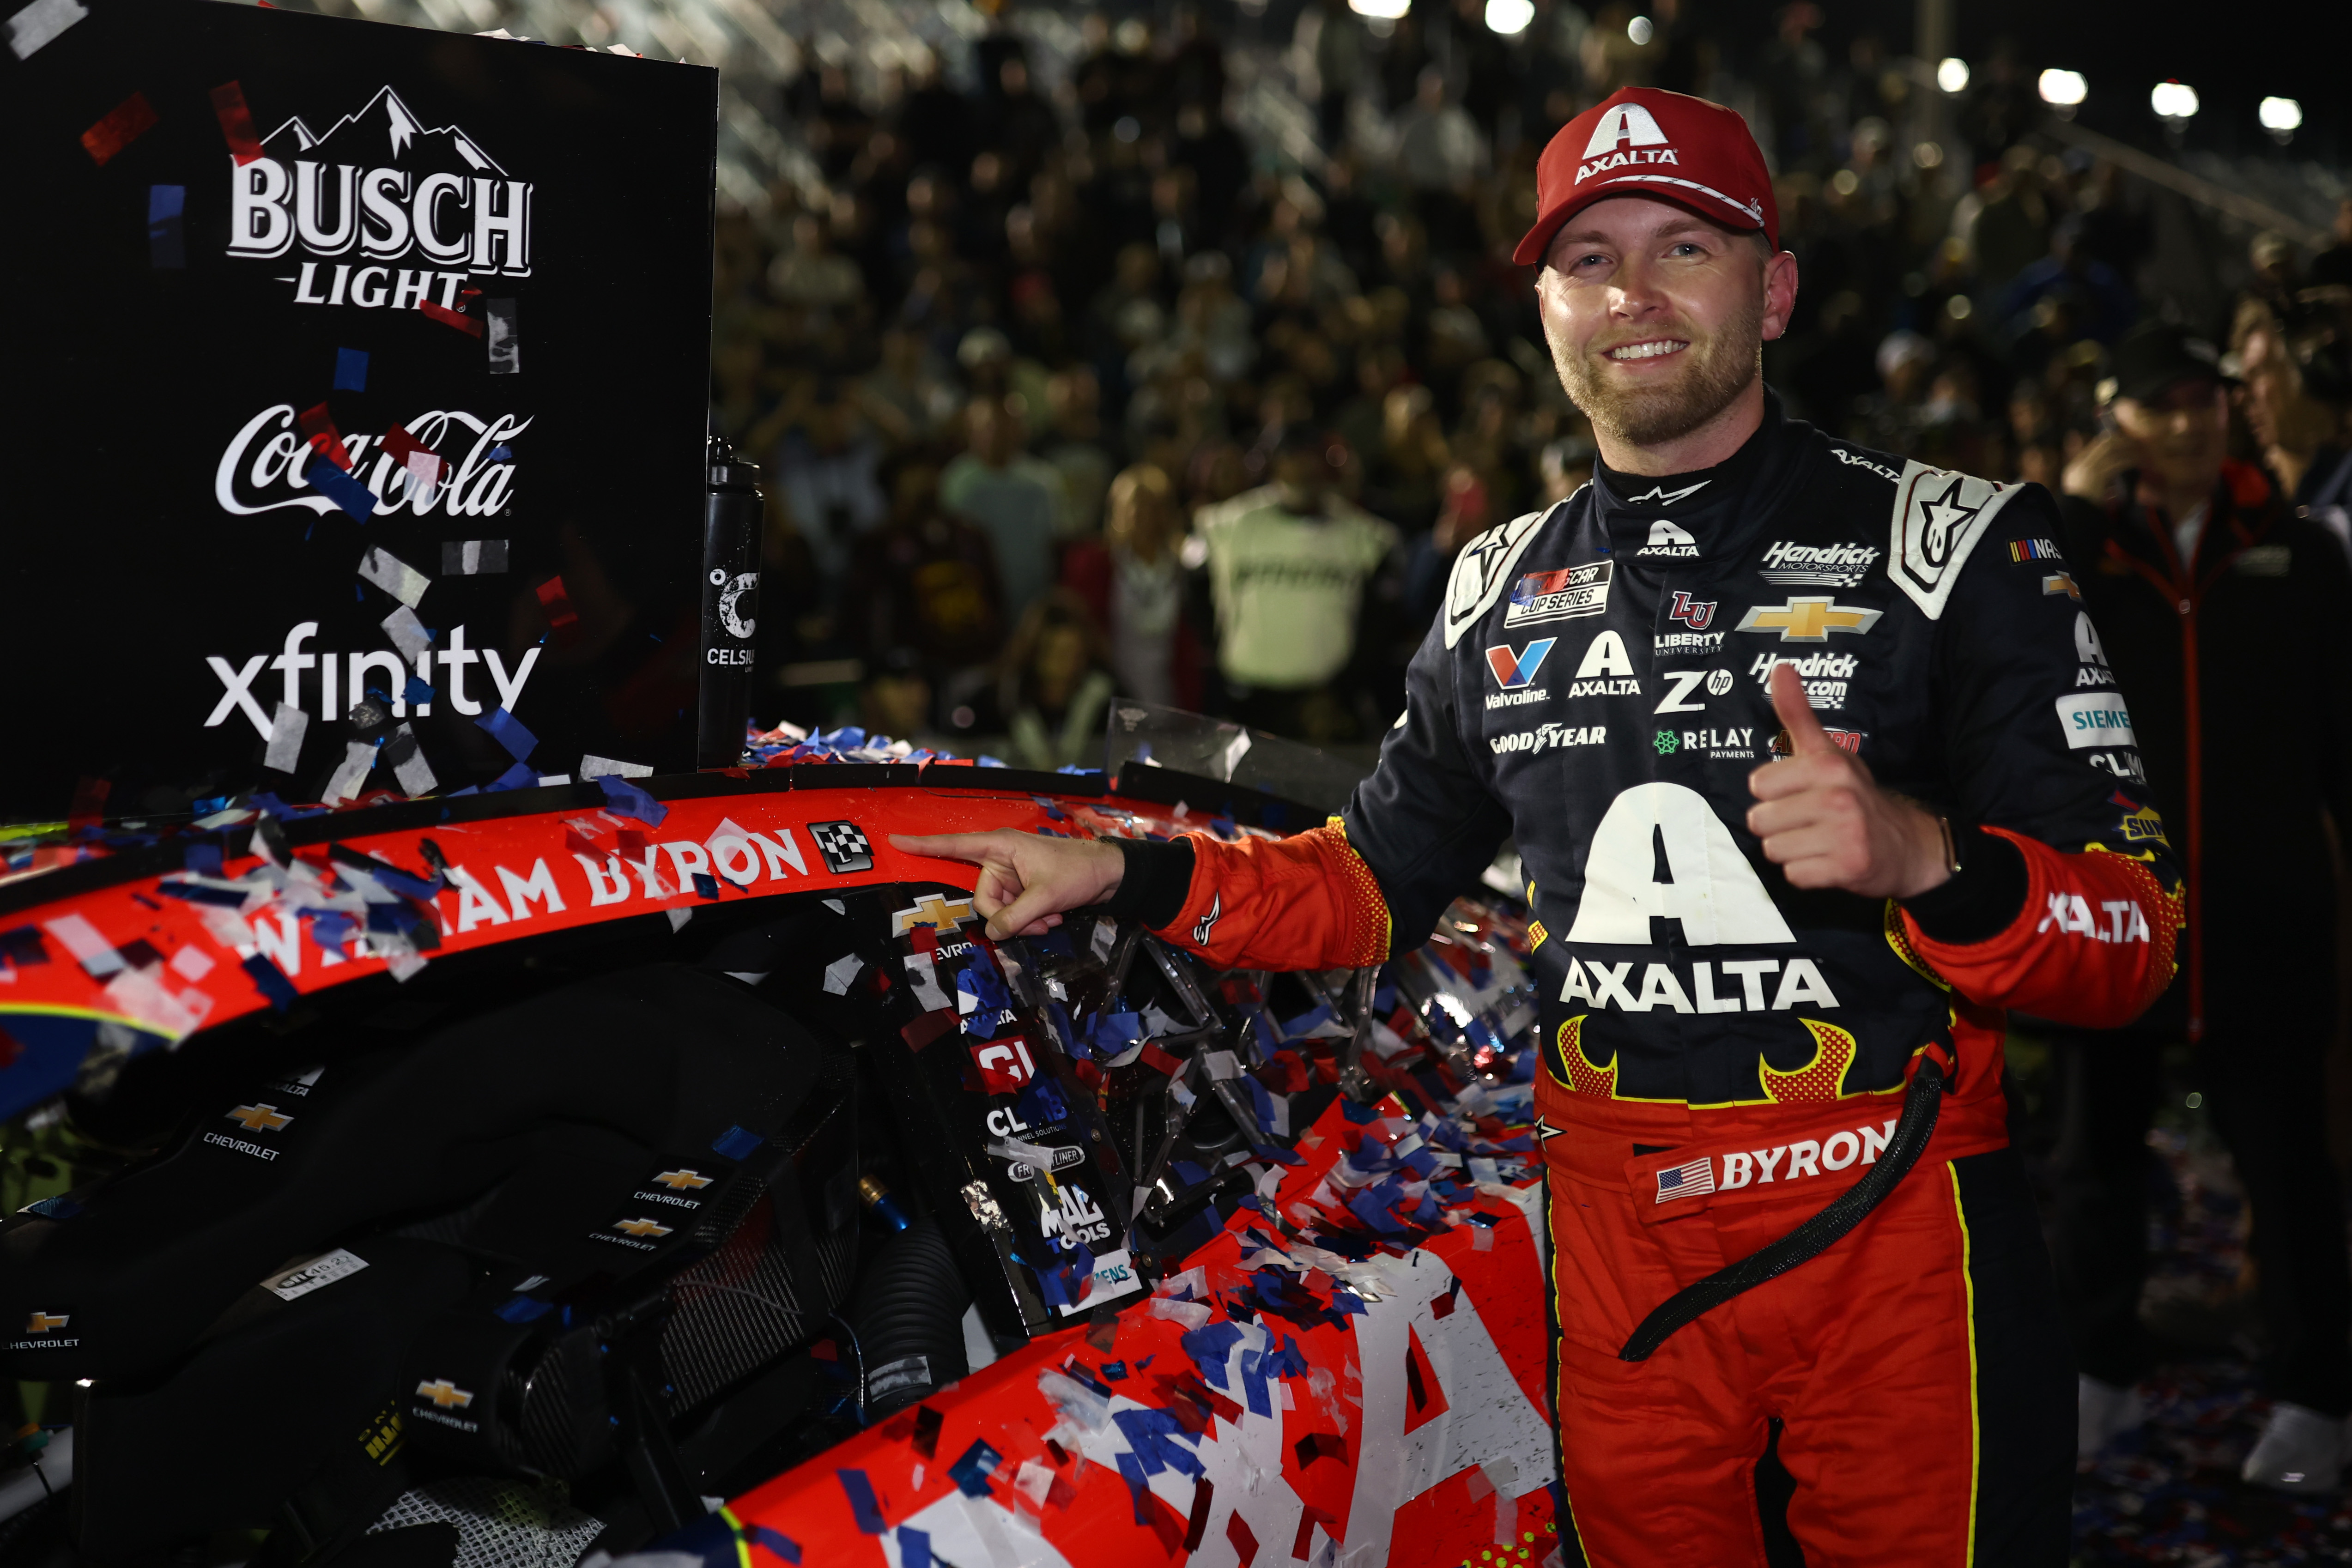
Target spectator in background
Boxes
[2052,323,2352,1492]
[771,379,887,594]
[1064,463,1202,710]
[1393,67,1488,258]
[941,395,1068,623]
[1194,425,1397,741]
[2238,297,2352,557]
[989,589,1119,772]
[1041,367,1115,539]
[845,453,1004,676]
[1291,0,1364,154]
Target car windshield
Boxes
[1102,701,1373,820]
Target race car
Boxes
[0,718,1560,1568]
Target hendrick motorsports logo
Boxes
[229,86,533,308]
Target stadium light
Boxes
[1627,14,1653,43]
[2260,97,2303,133]
[2150,80,2199,121]
[1348,0,1410,18]
[1485,0,1534,33]
[1936,58,1969,95]
[2038,69,2086,108]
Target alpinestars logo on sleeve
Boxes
[1193,894,1221,947]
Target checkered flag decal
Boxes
[810,820,873,874]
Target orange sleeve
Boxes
[1149,819,1392,971]
[1898,826,2182,1028]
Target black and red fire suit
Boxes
[1110,395,2182,1566]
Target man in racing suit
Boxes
[904,87,2180,1566]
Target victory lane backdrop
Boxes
[0,0,718,823]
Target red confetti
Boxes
[208,80,264,165]
[535,575,579,630]
[419,299,484,337]
[1291,1503,1337,1559]
[380,423,445,483]
[1226,1512,1259,1568]
[901,1011,956,1052]
[1182,1477,1214,1552]
[1138,1041,1183,1077]
[297,402,352,471]
[67,775,110,831]
[81,92,158,166]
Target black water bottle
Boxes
[697,437,762,769]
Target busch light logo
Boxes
[228,87,533,308]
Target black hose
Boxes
[846,1220,975,1417]
[1618,1056,1946,1362]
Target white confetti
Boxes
[381,605,432,661]
[358,546,430,608]
[580,754,654,780]
[822,953,865,994]
[6,0,85,58]
[322,740,377,805]
[262,702,310,773]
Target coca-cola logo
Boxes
[216,405,530,519]
[227,86,532,302]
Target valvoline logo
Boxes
[1485,639,1557,690]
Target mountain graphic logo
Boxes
[228,85,531,276]
[262,85,506,175]
[1485,639,1558,690]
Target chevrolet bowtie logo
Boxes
[891,893,975,936]
[613,1217,673,1238]
[415,1379,474,1409]
[2043,570,2080,600]
[23,1311,68,1333]
[651,1168,712,1190]
[226,1102,293,1132]
[1734,596,1883,643]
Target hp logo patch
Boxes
[810,821,874,874]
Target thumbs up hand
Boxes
[1746,662,1953,899]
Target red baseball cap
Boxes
[1513,87,1779,266]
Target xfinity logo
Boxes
[206,620,538,738]
[229,87,533,291]
[217,406,527,520]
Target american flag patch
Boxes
[2007,538,2063,563]
[1655,1156,1717,1204]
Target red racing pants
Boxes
[1540,1070,2073,1567]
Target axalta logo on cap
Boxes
[1578,103,1681,184]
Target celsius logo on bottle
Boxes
[216,407,531,520]
[226,86,533,308]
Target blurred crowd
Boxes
[712,0,2352,767]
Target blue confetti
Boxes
[896,1527,930,1568]
[476,705,537,763]
[404,677,435,708]
[946,1438,1001,1497]
[334,347,369,392]
[834,1468,887,1534]
[241,953,300,1011]
[595,773,667,827]
[304,454,377,523]
[711,1125,762,1160]
[745,1524,800,1563]
[1178,1320,1244,1389]
[488,444,511,461]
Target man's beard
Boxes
[1547,292,1764,449]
